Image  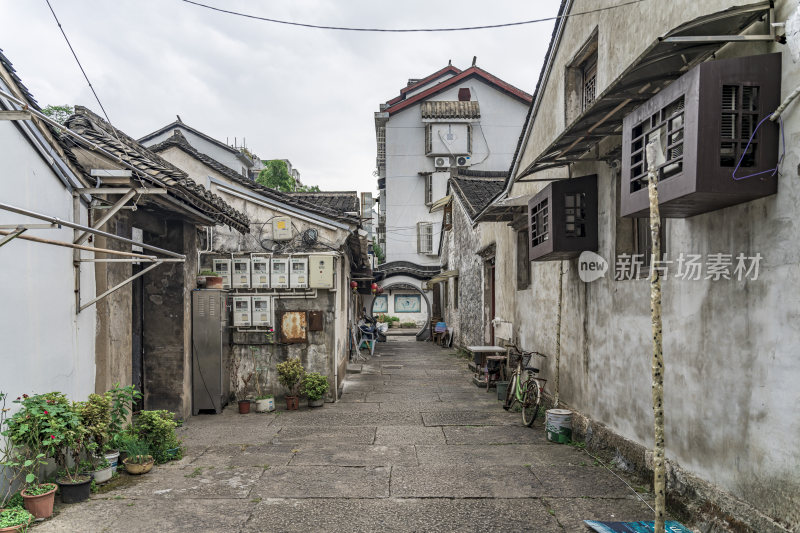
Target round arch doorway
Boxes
[370,282,431,341]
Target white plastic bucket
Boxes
[545,409,573,444]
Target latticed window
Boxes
[582,55,597,111]
[720,85,760,167]
[629,96,685,193]
[424,175,433,205]
[417,222,434,254]
[564,192,586,237]
[529,198,549,247]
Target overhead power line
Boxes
[180,0,647,33]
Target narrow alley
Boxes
[34,338,653,533]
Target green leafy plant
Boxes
[22,483,55,497]
[0,507,33,529]
[121,438,150,459]
[401,322,416,328]
[255,394,273,401]
[302,373,329,402]
[276,358,306,397]
[107,384,142,451]
[132,411,182,464]
[4,492,23,509]
[41,104,73,126]
[77,393,112,456]
[198,269,218,276]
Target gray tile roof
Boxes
[287,191,359,216]
[421,101,480,120]
[149,130,358,224]
[64,107,250,233]
[450,169,508,219]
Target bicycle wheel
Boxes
[521,380,541,427]
[503,373,517,411]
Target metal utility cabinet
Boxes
[192,289,230,414]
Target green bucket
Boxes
[545,409,572,444]
[496,381,509,401]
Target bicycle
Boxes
[502,344,547,427]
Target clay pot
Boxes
[238,400,251,414]
[197,276,224,289]
[123,456,154,475]
[285,396,299,410]
[21,484,57,519]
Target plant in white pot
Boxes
[250,346,275,413]
[303,373,329,408]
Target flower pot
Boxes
[308,398,324,408]
[0,509,32,532]
[238,400,251,414]
[56,476,92,504]
[123,456,154,475]
[255,398,275,412]
[92,464,114,484]
[105,449,120,469]
[285,396,299,410]
[21,485,57,519]
[198,276,224,289]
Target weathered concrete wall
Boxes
[484,2,800,527]
[440,195,485,347]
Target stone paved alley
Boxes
[35,338,655,532]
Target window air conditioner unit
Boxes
[455,155,471,167]
[434,156,450,169]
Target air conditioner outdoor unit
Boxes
[434,156,450,169]
[455,155,471,167]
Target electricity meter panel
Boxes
[252,296,271,327]
[271,258,289,288]
[272,217,292,241]
[308,255,334,289]
[212,259,232,289]
[251,256,270,288]
[232,296,251,327]
[290,257,308,288]
[232,258,251,288]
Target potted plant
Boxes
[42,396,93,504]
[303,373,329,408]
[20,482,57,520]
[230,350,254,414]
[250,346,275,413]
[197,269,223,289]
[106,384,142,468]
[76,393,115,484]
[254,394,275,413]
[276,358,305,410]
[0,508,32,533]
[121,439,153,475]
[131,410,183,464]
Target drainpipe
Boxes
[645,142,665,532]
[553,260,564,408]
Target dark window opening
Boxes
[458,88,471,101]
[633,217,666,271]
[453,277,459,309]
[516,230,531,290]
[582,55,597,111]
[630,96,685,193]
[720,84,760,167]
[530,199,549,247]
[564,192,587,237]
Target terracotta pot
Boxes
[0,509,32,532]
[56,476,92,504]
[123,456,154,475]
[21,484,57,519]
[204,276,224,289]
[238,400,251,414]
[285,396,299,410]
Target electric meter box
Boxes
[309,255,334,289]
[232,258,251,288]
[212,259,232,289]
[232,296,251,327]
[271,257,289,288]
[251,256,270,288]
[272,217,292,241]
[252,296,271,327]
[290,257,309,288]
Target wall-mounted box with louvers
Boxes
[621,53,780,218]
[528,174,598,262]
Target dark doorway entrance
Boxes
[131,263,144,412]
[487,258,495,345]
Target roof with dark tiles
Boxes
[149,130,358,224]
[64,106,250,233]
[286,191,359,216]
[450,169,508,220]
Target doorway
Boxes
[131,263,144,412]
[486,258,495,345]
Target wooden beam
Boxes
[0,110,32,120]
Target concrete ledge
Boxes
[561,402,792,533]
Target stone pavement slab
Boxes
[422,410,522,426]
[289,444,418,466]
[415,444,561,467]
[253,466,390,498]
[270,426,377,445]
[443,425,550,445]
[390,464,544,498]
[374,425,446,445]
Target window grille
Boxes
[629,95,685,193]
[425,175,433,205]
[582,56,597,111]
[424,124,433,155]
[564,192,587,237]
[417,222,433,254]
[529,198,549,247]
[720,84,760,167]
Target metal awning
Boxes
[429,195,453,212]
[478,194,533,222]
[425,269,459,289]
[517,2,774,180]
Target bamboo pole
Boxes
[553,260,564,408]
[645,142,665,531]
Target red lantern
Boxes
[350,280,358,293]
[371,283,378,294]
[377,286,384,295]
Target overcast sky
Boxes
[1,0,560,193]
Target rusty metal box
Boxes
[278,310,307,343]
[308,310,323,331]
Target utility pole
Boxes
[645,141,665,532]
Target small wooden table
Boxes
[465,345,507,387]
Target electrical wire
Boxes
[180,0,647,32]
